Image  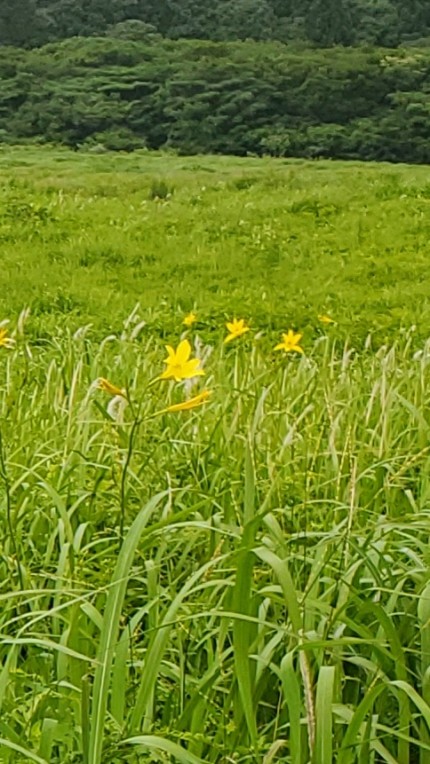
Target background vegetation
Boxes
[1,146,430,342]
[1,0,430,752]
[2,0,430,48]
[1,148,430,762]
[2,38,430,162]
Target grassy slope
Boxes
[1,145,430,343]
[1,147,430,762]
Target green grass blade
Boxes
[314,666,335,764]
[254,547,302,637]
[123,735,206,763]
[231,440,258,746]
[110,626,129,726]
[279,652,302,764]
[129,555,227,733]
[0,738,48,764]
[81,674,90,764]
[390,680,430,729]
[419,581,430,764]
[88,491,166,764]
[337,684,386,764]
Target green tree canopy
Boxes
[1,0,430,48]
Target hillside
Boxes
[1,38,430,162]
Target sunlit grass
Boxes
[1,146,430,761]
[1,145,430,344]
[0,303,430,761]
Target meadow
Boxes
[1,146,430,762]
[2,145,430,342]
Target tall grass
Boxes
[1,310,430,762]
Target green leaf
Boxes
[0,738,48,764]
[88,491,166,764]
[314,666,335,764]
[123,735,206,763]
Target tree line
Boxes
[1,36,430,163]
[1,0,430,49]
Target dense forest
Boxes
[1,0,430,48]
[1,36,430,163]
[1,1,430,163]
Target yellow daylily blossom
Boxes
[275,330,304,354]
[97,377,127,397]
[318,314,335,325]
[160,339,205,382]
[0,327,15,349]
[165,389,211,413]
[183,311,197,327]
[224,318,250,344]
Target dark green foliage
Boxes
[2,37,430,163]
[148,178,174,200]
[1,0,430,47]
[105,20,161,42]
[0,0,40,46]
[305,0,356,45]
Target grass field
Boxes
[1,146,430,763]
[2,145,430,343]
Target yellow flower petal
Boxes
[184,358,205,376]
[176,339,192,364]
[223,318,250,343]
[165,389,211,413]
[0,326,15,349]
[98,377,126,397]
[318,314,335,325]
[274,329,304,354]
[165,344,176,359]
[223,333,236,344]
[183,312,197,327]
[160,339,204,381]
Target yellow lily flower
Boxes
[275,330,304,354]
[165,389,211,413]
[97,377,127,397]
[183,311,197,327]
[224,318,250,344]
[160,339,205,382]
[318,314,335,325]
[0,326,15,349]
